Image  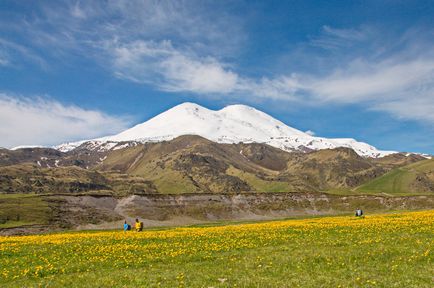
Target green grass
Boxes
[0,194,50,228]
[150,169,198,194]
[325,187,356,195]
[1,210,432,287]
[355,159,434,195]
[0,221,40,229]
[227,166,293,192]
[0,194,38,199]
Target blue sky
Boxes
[0,0,433,154]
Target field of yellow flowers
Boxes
[1,210,433,287]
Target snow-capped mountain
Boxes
[56,102,396,158]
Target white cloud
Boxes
[110,40,239,94]
[237,76,301,100]
[372,97,434,123]
[108,40,302,98]
[307,58,434,103]
[299,55,434,123]
[160,54,239,94]
[0,94,130,148]
[305,130,315,136]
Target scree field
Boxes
[1,211,433,287]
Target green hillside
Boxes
[355,159,434,195]
[0,194,50,228]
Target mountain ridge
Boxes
[1,135,430,195]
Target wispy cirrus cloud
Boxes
[0,94,130,148]
[5,0,243,61]
[309,25,372,50]
[0,38,47,69]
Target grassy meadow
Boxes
[355,159,434,195]
[0,194,50,229]
[0,210,433,287]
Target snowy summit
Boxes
[56,102,396,158]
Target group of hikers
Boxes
[123,219,143,232]
[123,210,364,232]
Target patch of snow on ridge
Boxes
[113,143,130,150]
[11,145,44,150]
[55,102,397,158]
[56,141,86,152]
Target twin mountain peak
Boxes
[55,102,399,158]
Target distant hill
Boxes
[356,159,434,195]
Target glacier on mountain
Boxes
[56,102,396,158]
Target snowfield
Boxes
[56,102,396,158]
